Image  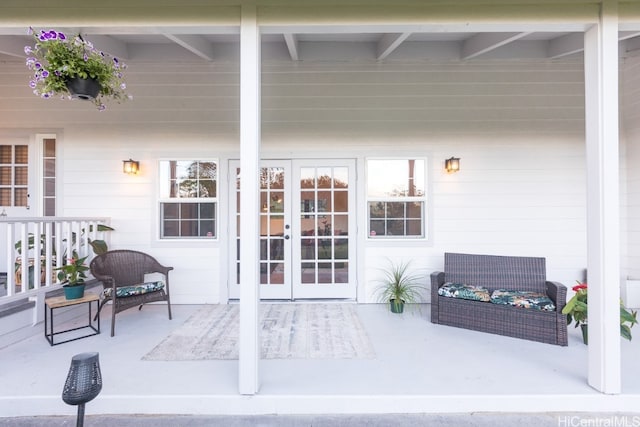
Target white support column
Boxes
[238,4,261,395]
[584,0,621,394]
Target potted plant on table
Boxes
[25,28,131,110]
[374,260,425,313]
[562,281,638,344]
[55,251,90,300]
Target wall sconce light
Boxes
[123,159,139,175]
[445,157,460,173]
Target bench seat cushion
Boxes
[103,281,165,298]
[490,289,556,311]
[438,282,491,302]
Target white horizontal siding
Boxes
[622,55,640,280]
[0,55,593,303]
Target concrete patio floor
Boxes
[1,299,639,419]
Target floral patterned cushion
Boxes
[103,281,165,298]
[438,282,491,302]
[490,289,556,311]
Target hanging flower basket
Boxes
[25,28,132,110]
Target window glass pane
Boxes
[387,202,405,218]
[300,168,315,189]
[44,159,55,177]
[301,239,315,259]
[14,166,27,185]
[180,220,198,236]
[14,188,27,206]
[163,221,179,237]
[44,178,55,196]
[300,191,315,214]
[406,220,423,236]
[335,239,348,259]
[369,220,385,237]
[14,146,27,164]
[407,202,422,219]
[200,203,215,219]
[318,239,332,259]
[386,219,405,236]
[317,191,331,212]
[317,169,332,189]
[260,239,268,260]
[0,166,10,185]
[335,262,348,283]
[180,203,198,219]
[44,139,56,157]
[0,146,10,163]
[334,191,348,212]
[367,159,425,197]
[270,192,284,213]
[0,188,10,205]
[333,167,348,188]
[44,198,55,216]
[334,215,348,235]
[163,203,179,219]
[369,201,384,218]
[318,263,332,283]
[199,219,215,237]
[301,263,315,283]
[199,180,216,197]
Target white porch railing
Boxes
[0,217,112,304]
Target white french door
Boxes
[228,159,356,300]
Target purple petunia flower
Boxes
[58,32,66,41]
[24,46,32,55]
[29,80,36,88]
[41,70,49,77]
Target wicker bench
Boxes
[430,252,568,346]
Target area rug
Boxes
[142,304,375,361]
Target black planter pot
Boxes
[66,77,101,100]
[389,299,405,314]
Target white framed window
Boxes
[366,158,426,239]
[159,160,217,239]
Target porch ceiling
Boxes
[2,24,640,63]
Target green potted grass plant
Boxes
[374,259,425,313]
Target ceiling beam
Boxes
[0,36,27,58]
[84,34,130,60]
[619,31,640,41]
[547,32,584,59]
[377,32,411,60]
[162,34,214,61]
[461,32,530,59]
[283,33,299,61]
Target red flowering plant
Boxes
[54,251,89,287]
[562,281,638,341]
